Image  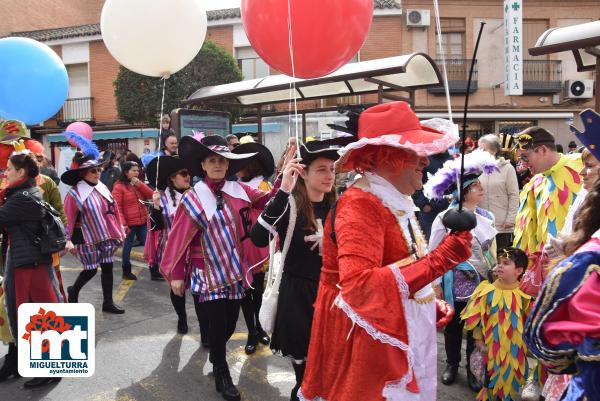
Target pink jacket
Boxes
[160,179,279,286]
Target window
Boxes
[236,47,270,80]
[436,18,466,59]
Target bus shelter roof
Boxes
[185,53,443,106]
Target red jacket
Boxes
[111,180,154,227]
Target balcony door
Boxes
[64,63,92,122]
[524,20,551,82]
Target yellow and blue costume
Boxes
[462,280,532,401]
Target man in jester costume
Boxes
[513,127,582,255]
[524,108,600,401]
[462,247,532,401]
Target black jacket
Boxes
[0,179,52,268]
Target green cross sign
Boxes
[512,2,520,11]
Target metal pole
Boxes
[596,57,600,112]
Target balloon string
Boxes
[155,77,167,189]
[287,0,300,157]
[433,0,452,123]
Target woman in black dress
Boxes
[251,139,344,401]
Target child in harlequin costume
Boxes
[462,247,532,401]
[299,101,472,401]
[160,134,281,401]
[425,149,499,391]
[513,127,582,255]
[61,134,126,314]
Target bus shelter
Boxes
[183,53,444,142]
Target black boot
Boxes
[68,269,98,304]
[244,333,259,355]
[100,263,125,314]
[23,377,61,388]
[149,264,164,281]
[466,366,482,393]
[177,318,189,334]
[67,286,78,304]
[257,326,270,346]
[122,264,137,280]
[0,343,20,381]
[214,364,241,401]
[441,364,459,385]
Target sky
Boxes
[205,0,241,11]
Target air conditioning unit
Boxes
[564,79,594,99]
[406,10,430,28]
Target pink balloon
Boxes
[66,122,93,140]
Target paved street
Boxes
[0,252,476,401]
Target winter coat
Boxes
[479,157,519,233]
[0,179,53,268]
[112,180,154,227]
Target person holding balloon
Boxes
[160,134,287,401]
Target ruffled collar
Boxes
[363,172,419,220]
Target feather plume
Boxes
[423,149,499,200]
[141,151,161,167]
[64,131,99,160]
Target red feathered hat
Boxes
[336,101,458,172]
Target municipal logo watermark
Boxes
[18,303,95,377]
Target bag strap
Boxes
[329,200,339,247]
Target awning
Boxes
[417,111,574,120]
[47,128,159,143]
[185,53,442,106]
[529,20,600,72]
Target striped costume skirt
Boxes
[76,239,122,270]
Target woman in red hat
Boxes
[299,101,473,401]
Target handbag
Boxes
[259,197,296,333]
[520,251,547,297]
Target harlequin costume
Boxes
[462,275,532,401]
[61,137,126,314]
[513,133,582,255]
[425,149,499,390]
[232,138,275,354]
[160,134,279,401]
[299,101,473,401]
[525,231,600,401]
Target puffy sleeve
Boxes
[111,183,126,225]
[159,201,200,282]
[250,189,290,247]
[136,182,154,200]
[334,194,472,346]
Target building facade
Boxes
[4,0,599,153]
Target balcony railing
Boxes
[428,59,478,95]
[56,97,94,125]
[523,60,562,94]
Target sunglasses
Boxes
[172,170,189,178]
[87,167,102,174]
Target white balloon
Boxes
[101,0,207,78]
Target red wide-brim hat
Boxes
[336,101,458,172]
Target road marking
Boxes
[114,265,143,303]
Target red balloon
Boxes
[241,0,374,79]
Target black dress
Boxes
[251,189,329,361]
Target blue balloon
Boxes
[0,37,69,125]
